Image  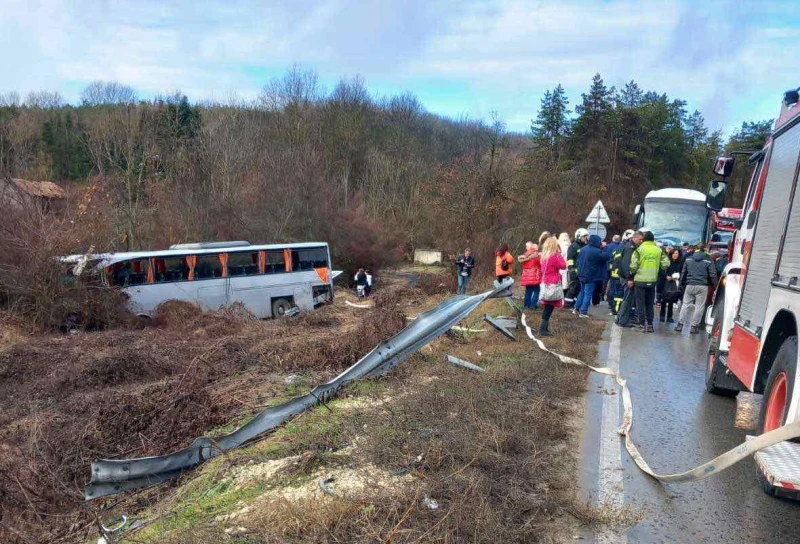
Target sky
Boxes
[1,0,798,134]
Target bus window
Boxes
[109,259,151,287]
[265,250,286,274]
[227,251,259,276]
[195,255,223,280]
[292,247,328,271]
[153,256,190,282]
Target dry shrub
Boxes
[0,293,407,542]
[0,190,129,332]
[152,300,203,328]
[415,272,457,295]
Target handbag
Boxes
[539,257,564,302]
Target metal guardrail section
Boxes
[85,279,513,500]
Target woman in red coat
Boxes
[538,236,568,336]
[518,241,542,310]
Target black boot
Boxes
[539,319,553,337]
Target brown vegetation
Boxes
[121,301,604,543]
[0,296,404,543]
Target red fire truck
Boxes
[705,87,800,496]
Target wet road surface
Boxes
[578,305,800,543]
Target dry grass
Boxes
[0,297,405,543]
[120,294,606,544]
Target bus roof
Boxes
[644,188,706,203]
[62,242,329,268]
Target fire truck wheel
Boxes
[705,298,738,396]
[758,336,798,435]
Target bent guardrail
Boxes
[85,279,513,500]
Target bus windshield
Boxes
[643,200,707,246]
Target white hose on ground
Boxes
[519,313,800,483]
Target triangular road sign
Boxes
[585,200,611,223]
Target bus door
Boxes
[293,284,314,312]
[226,250,271,318]
[194,254,229,311]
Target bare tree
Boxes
[80,81,138,106]
[24,90,64,109]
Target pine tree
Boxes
[575,73,612,131]
[531,84,570,167]
[619,81,643,108]
[684,110,708,149]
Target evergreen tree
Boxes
[531,84,570,167]
[619,80,643,108]
[575,73,612,132]
[684,110,708,149]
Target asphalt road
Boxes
[578,305,800,543]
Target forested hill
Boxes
[0,69,771,272]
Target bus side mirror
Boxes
[633,204,641,225]
[707,180,727,211]
[713,156,735,178]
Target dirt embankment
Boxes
[101,294,605,544]
[0,289,405,543]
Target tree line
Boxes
[0,69,773,275]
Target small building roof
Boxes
[10,178,65,199]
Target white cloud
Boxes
[0,0,797,133]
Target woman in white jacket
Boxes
[558,232,571,290]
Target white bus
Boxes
[633,188,710,247]
[63,241,336,318]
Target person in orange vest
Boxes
[495,243,515,282]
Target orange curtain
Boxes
[314,267,329,284]
[132,261,141,274]
[258,251,266,274]
[186,255,197,281]
[146,258,154,284]
[219,253,229,278]
[283,249,292,273]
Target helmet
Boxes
[621,229,635,241]
[575,228,589,239]
[637,227,651,234]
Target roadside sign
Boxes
[587,222,607,240]
[585,200,611,223]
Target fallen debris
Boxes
[445,355,485,373]
[484,313,517,341]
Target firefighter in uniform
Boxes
[566,228,589,306]
[615,229,643,327]
[609,230,634,316]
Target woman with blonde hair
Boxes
[537,236,567,336]
[538,231,552,246]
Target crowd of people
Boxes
[453,227,719,337]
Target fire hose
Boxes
[519,314,800,483]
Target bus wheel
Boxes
[705,299,738,397]
[272,298,291,318]
[758,336,797,434]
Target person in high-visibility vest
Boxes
[629,230,669,332]
[615,230,642,327]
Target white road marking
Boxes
[596,324,627,544]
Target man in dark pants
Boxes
[630,230,669,332]
[615,231,643,327]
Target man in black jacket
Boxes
[614,230,643,327]
[675,243,718,334]
[566,228,588,306]
[455,249,475,295]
